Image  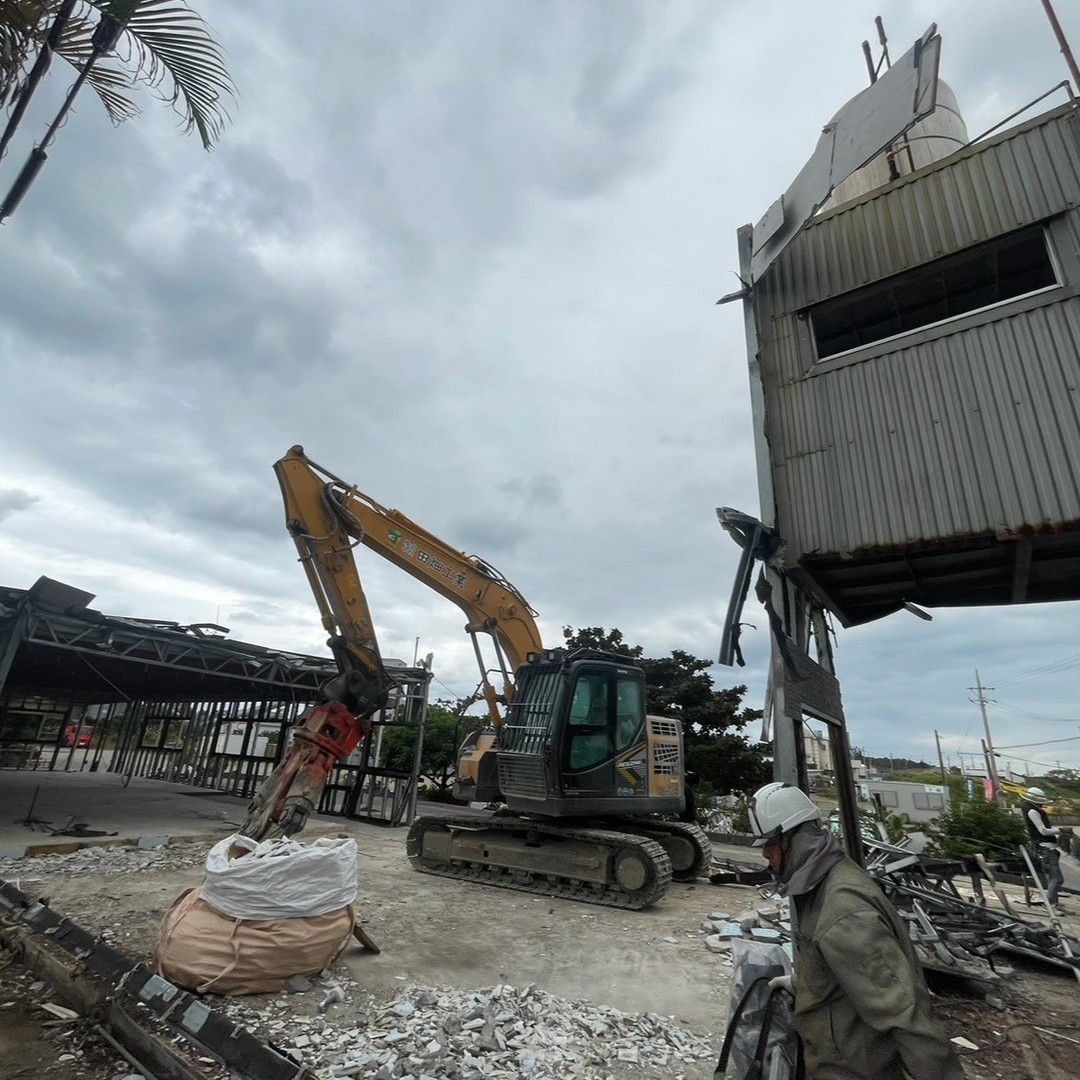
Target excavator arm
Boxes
[241,445,544,839]
[275,445,543,728]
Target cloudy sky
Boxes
[1,0,1079,780]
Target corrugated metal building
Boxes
[753,102,1080,626]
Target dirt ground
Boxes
[3,822,1080,1079]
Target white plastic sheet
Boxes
[201,834,358,920]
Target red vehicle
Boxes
[62,725,93,748]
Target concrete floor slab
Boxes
[0,768,253,855]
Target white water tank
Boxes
[821,80,968,211]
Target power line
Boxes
[995,750,1080,772]
[994,652,1080,688]
[990,701,1080,723]
[996,735,1080,750]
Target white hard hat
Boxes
[748,782,821,846]
[1025,787,1051,805]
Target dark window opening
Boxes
[809,225,1058,359]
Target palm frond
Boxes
[0,1,50,107]
[0,0,234,148]
[52,12,140,123]
[100,0,235,149]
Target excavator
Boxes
[241,446,711,909]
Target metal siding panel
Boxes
[768,302,1080,560]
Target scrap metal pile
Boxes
[708,838,1080,984]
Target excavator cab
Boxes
[492,649,685,818]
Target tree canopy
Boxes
[381,699,482,796]
[924,778,1027,859]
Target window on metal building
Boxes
[913,791,946,811]
[809,224,1058,360]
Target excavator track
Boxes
[615,820,713,881]
[406,815,674,910]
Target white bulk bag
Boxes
[201,834,358,920]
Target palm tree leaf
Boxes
[109,0,234,148]
[0,1,51,107]
[1,1,233,148]
[49,11,141,123]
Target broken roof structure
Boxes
[0,576,338,706]
[0,576,432,828]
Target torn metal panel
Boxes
[715,508,779,668]
[749,26,941,281]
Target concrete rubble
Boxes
[218,981,717,1079]
[0,839,210,879]
[3,839,724,1079]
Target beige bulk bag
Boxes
[156,888,354,995]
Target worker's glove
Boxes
[767,974,793,994]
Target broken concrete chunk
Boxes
[733,909,760,931]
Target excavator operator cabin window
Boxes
[615,679,644,751]
[568,675,609,727]
[567,674,610,769]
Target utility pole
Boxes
[972,669,1002,802]
[934,729,947,784]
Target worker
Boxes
[748,781,965,1080]
[1022,786,1070,915]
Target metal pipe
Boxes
[1040,0,1080,94]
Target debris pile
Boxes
[220,982,716,1080]
[0,838,209,878]
[862,838,1080,981]
[707,839,1080,983]
[699,903,791,962]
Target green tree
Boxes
[685,733,771,797]
[924,784,1026,859]
[380,700,481,798]
[562,626,769,796]
[560,626,641,660]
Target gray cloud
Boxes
[0,488,39,522]
[0,1,1076,769]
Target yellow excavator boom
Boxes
[274,445,544,729]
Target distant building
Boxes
[860,780,949,824]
